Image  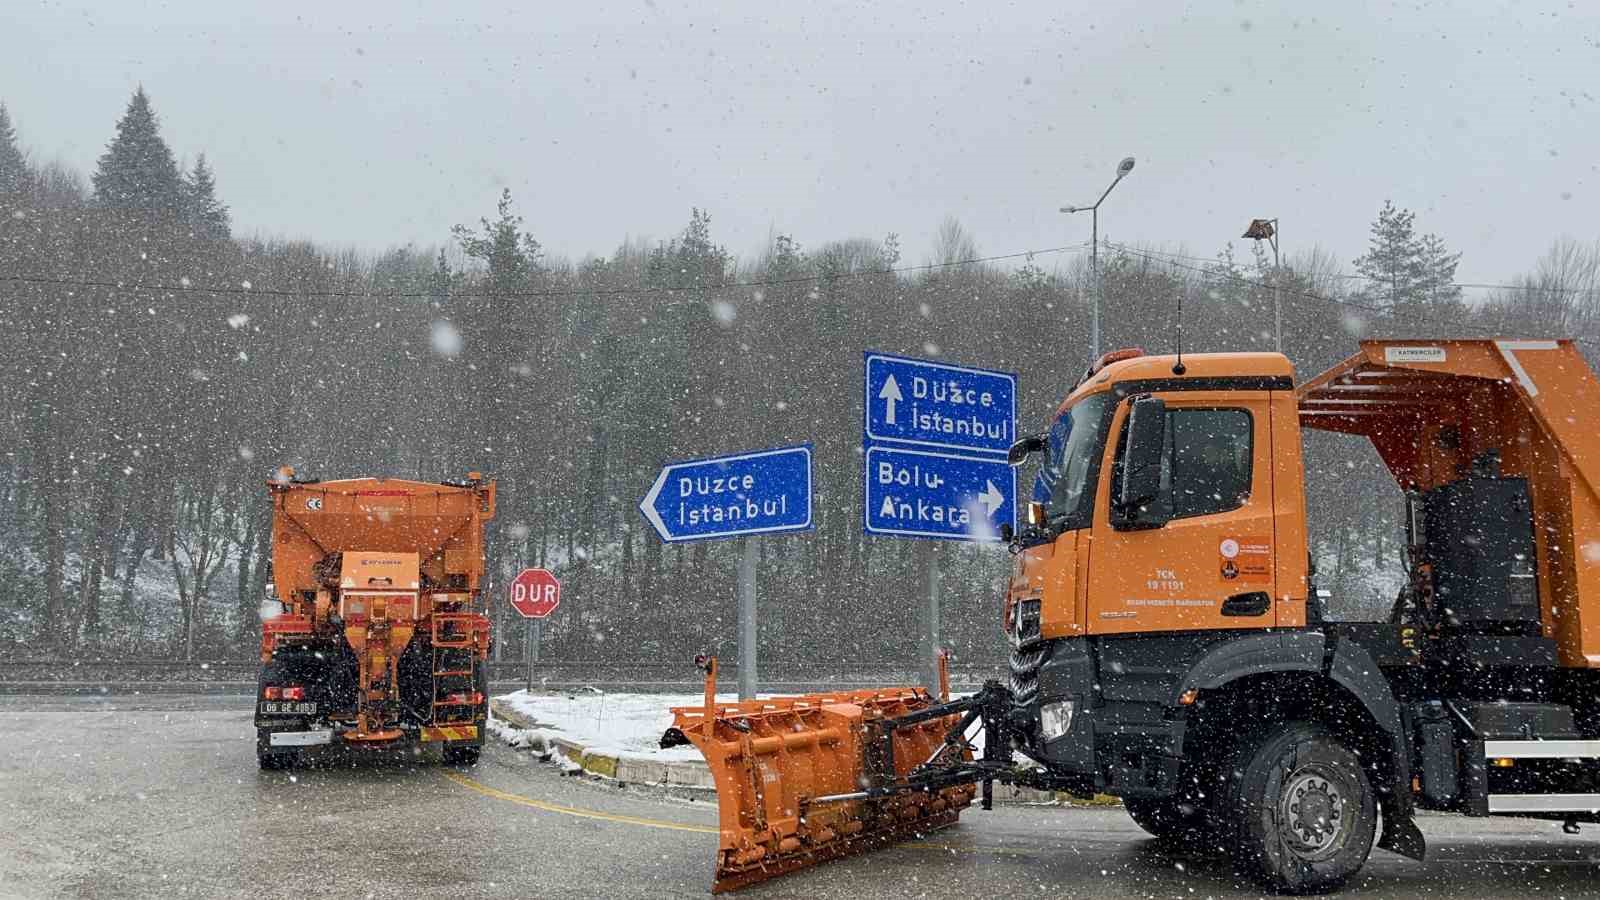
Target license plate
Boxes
[259,701,318,715]
[269,729,333,747]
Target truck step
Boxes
[1484,739,1600,759]
[1488,794,1600,812]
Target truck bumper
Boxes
[420,725,480,743]
[1019,637,1187,799]
[267,729,334,747]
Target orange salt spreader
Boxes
[253,469,495,769]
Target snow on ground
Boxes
[494,688,990,764]
[496,690,721,763]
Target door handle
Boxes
[1222,592,1270,617]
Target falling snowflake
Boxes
[431,320,463,357]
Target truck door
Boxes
[1085,390,1278,635]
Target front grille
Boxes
[1009,644,1046,704]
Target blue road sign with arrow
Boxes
[639,444,813,543]
[862,352,1018,542]
[864,352,1017,455]
[863,446,1016,541]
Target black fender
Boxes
[1177,631,1325,693]
[1175,630,1425,861]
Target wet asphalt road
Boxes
[3,694,1600,899]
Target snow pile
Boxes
[496,690,723,763]
[495,688,989,764]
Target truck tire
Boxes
[1221,722,1376,894]
[1124,797,1216,849]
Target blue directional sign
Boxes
[864,446,1016,542]
[864,352,1017,455]
[639,445,813,543]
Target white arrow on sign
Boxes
[978,480,1004,517]
[640,468,670,540]
[878,374,903,425]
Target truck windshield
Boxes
[1031,393,1111,528]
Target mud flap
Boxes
[665,688,976,893]
[1377,807,1426,861]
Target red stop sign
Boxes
[509,568,561,618]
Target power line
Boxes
[1104,241,1600,350]
[1104,242,1387,313]
[1104,241,1600,296]
[0,242,1090,301]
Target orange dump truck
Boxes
[254,470,495,769]
[667,338,1600,893]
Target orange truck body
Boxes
[255,471,495,766]
[670,338,1600,894]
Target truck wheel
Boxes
[1124,797,1216,849]
[1222,722,1376,894]
[443,743,482,766]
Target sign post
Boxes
[525,619,540,694]
[640,444,813,699]
[736,536,759,700]
[862,352,1018,693]
[509,568,561,693]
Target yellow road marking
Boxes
[442,774,1596,875]
[442,770,719,834]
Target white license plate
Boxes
[269,729,333,747]
[259,701,318,715]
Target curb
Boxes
[488,696,1119,807]
[489,697,716,790]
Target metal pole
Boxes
[524,618,537,693]
[1272,225,1282,353]
[737,536,758,700]
[922,544,941,695]
[1090,208,1100,361]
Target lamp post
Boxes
[1242,218,1281,352]
[1062,156,1136,361]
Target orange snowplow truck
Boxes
[254,470,495,770]
[667,338,1600,893]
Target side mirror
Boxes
[1115,396,1168,527]
[1007,433,1046,466]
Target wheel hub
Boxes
[1279,770,1346,857]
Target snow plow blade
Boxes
[662,668,975,893]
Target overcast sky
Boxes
[6,0,1598,285]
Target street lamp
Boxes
[1242,217,1281,352]
[1062,156,1136,360]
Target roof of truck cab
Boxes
[1055,351,1294,415]
[272,476,481,494]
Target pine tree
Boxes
[1416,232,1463,311]
[181,153,230,241]
[92,88,183,217]
[1352,200,1462,320]
[1353,201,1425,311]
[0,103,27,197]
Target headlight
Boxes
[1040,699,1075,740]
